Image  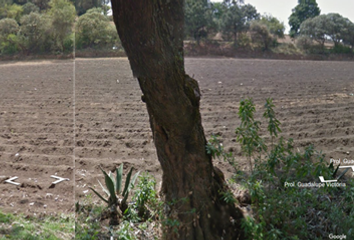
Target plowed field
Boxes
[1,58,353,214]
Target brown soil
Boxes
[1,58,354,216]
[0,60,75,215]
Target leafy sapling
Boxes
[236,98,266,172]
[263,98,281,150]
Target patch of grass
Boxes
[0,211,74,240]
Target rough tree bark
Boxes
[111,1,244,239]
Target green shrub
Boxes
[22,2,40,15]
[331,44,353,54]
[76,8,119,49]
[207,98,354,239]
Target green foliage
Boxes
[324,13,352,46]
[31,0,50,10]
[0,17,18,36]
[77,173,162,240]
[299,14,327,49]
[22,2,40,15]
[115,221,137,240]
[76,8,119,49]
[235,98,266,172]
[0,3,23,22]
[184,0,213,43]
[89,164,139,213]
[296,35,314,51]
[131,173,158,220]
[75,0,109,16]
[75,195,107,240]
[206,134,237,168]
[250,21,275,50]
[48,0,76,52]
[0,33,19,54]
[62,33,74,53]
[342,21,354,49]
[263,98,281,147]
[331,43,353,54]
[220,1,259,46]
[299,13,354,53]
[289,0,321,37]
[208,98,354,239]
[19,12,52,53]
[259,14,285,38]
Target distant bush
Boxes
[19,12,53,53]
[250,21,275,50]
[22,2,40,15]
[76,8,120,49]
[331,44,353,54]
[296,35,313,51]
[0,18,20,55]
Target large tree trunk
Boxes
[111,1,244,239]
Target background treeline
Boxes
[184,0,354,54]
[0,0,119,55]
[0,0,353,57]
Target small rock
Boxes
[29,202,34,206]
[240,83,243,86]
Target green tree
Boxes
[0,17,19,54]
[211,2,226,21]
[76,8,118,49]
[111,0,245,239]
[0,0,13,19]
[289,0,320,37]
[240,3,259,26]
[220,0,242,43]
[19,12,51,53]
[0,17,18,35]
[250,21,274,50]
[75,0,108,16]
[299,14,327,50]
[31,0,50,10]
[48,0,75,52]
[325,13,351,47]
[300,13,354,53]
[343,21,354,49]
[184,0,213,44]
[0,3,23,22]
[260,14,285,38]
[220,1,259,46]
[22,2,39,15]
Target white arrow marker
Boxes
[319,176,337,183]
[5,177,20,186]
[339,165,354,171]
[51,175,70,184]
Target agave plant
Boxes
[89,164,140,214]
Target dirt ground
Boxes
[1,58,353,216]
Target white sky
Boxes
[212,0,354,34]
